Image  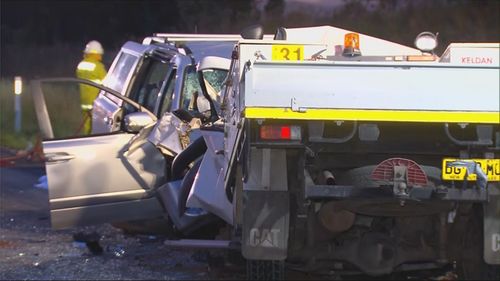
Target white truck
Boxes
[215,25,500,279]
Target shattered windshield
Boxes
[202,69,227,94]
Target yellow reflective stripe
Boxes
[90,79,102,84]
[244,108,500,124]
[81,104,93,110]
[77,61,96,71]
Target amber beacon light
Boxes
[343,32,362,57]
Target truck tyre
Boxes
[454,203,500,280]
[246,260,285,280]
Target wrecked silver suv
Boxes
[32,36,233,230]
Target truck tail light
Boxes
[260,125,301,141]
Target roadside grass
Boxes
[1,78,85,150]
[0,79,38,150]
[40,82,85,138]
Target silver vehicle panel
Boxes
[45,133,165,204]
[187,128,233,225]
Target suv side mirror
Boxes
[124,112,155,133]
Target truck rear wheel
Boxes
[246,259,285,280]
[453,203,500,280]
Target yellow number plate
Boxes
[272,45,304,61]
[442,158,500,181]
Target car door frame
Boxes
[31,77,156,139]
[92,43,148,134]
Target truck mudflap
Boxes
[484,183,500,264]
[242,191,289,260]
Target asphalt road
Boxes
[0,161,245,280]
[0,149,471,281]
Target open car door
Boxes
[31,78,166,228]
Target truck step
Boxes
[164,239,240,250]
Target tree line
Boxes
[1,0,498,77]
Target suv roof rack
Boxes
[154,33,243,42]
[145,33,276,44]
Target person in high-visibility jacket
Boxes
[76,40,107,135]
